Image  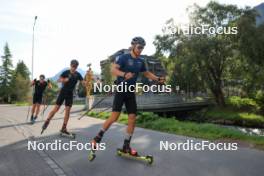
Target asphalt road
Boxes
[0,105,263,176]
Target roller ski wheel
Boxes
[59,130,76,139]
[145,155,154,165]
[41,120,49,134]
[88,150,96,161]
[116,148,154,165]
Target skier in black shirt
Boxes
[30,74,52,124]
[41,60,86,137]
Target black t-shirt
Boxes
[60,70,83,92]
[34,80,48,95]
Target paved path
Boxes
[0,105,263,176]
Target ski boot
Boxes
[59,128,76,139]
[32,116,38,124]
[122,142,138,156]
[34,116,38,121]
[30,115,35,124]
[41,120,50,134]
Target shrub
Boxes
[255,91,264,115]
[226,96,260,112]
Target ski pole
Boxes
[78,96,108,120]
[26,103,31,122]
[78,79,128,120]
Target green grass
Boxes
[14,100,81,106]
[203,107,264,128]
[87,111,264,150]
[15,101,30,106]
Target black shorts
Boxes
[33,94,43,104]
[112,92,137,114]
[56,90,73,107]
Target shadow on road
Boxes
[1,117,264,176]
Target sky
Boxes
[0,0,263,78]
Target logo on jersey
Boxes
[128,59,134,66]
[68,74,72,79]
[68,73,78,81]
[136,61,142,68]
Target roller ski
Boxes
[116,142,153,165]
[116,148,153,165]
[59,128,76,139]
[40,120,50,134]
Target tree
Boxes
[11,74,30,102]
[14,60,30,79]
[234,8,264,95]
[0,43,14,103]
[10,60,31,102]
[154,1,246,106]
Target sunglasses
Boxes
[137,45,144,50]
[71,65,78,68]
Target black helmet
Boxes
[39,74,45,79]
[70,59,79,66]
[131,36,146,46]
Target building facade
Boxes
[100,49,166,85]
